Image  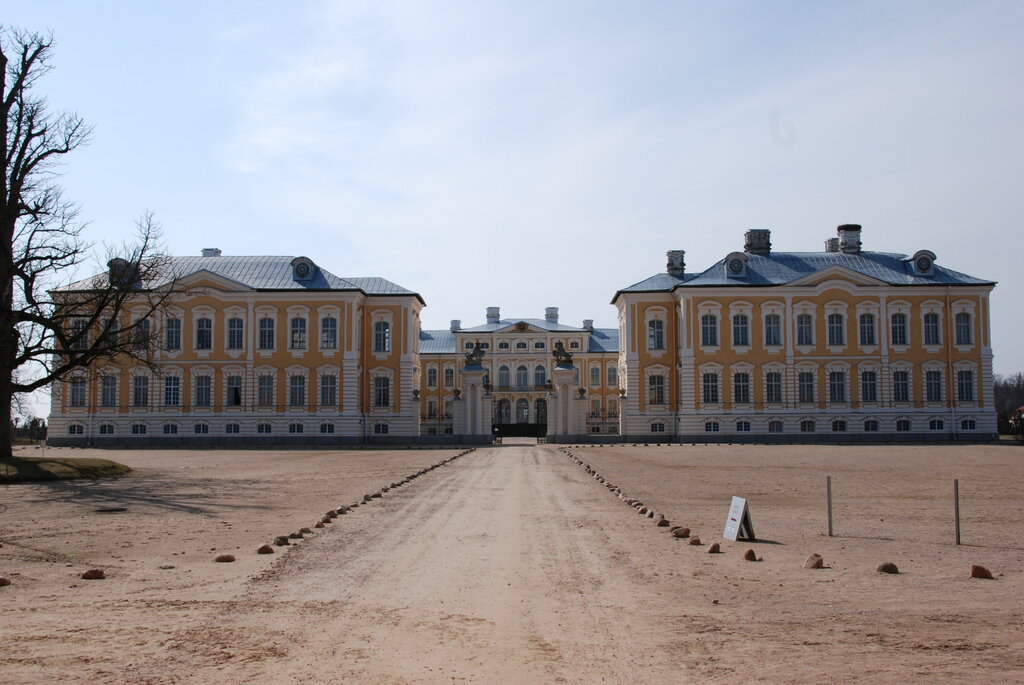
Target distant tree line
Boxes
[994,373,1024,437]
[10,416,46,442]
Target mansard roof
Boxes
[614,250,995,301]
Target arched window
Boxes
[258,317,274,349]
[648,375,665,405]
[534,365,546,387]
[290,317,307,349]
[516,398,529,423]
[535,399,547,423]
[495,398,511,423]
[374,321,391,352]
[858,313,875,345]
[700,315,718,346]
[764,314,781,346]
[498,366,510,388]
[924,313,941,345]
[732,315,749,346]
[196,318,212,350]
[427,368,438,387]
[955,312,972,345]
[733,373,750,404]
[443,368,455,387]
[827,314,844,345]
[227,318,244,349]
[516,365,529,389]
[796,314,814,346]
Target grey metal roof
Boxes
[587,328,619,353]
[418,329,457,354]
[615,250,995,300]
[419,326,619,354]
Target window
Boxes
[607,366,617,386]
[827,314,844,346]
[704,422,720,432]
[227,318,244,349]
[163,423,178,435]
[955,313,972,345]
[733,373,750,404]
[427,368,438,388]
[444,368,455,387]
[373,377,390,408]
[194,376,212,407]
[465,342,474,350]
[498,366,510,388]
[320,375,337,406]
[569,341,580,349]
[131,423,147,435]
[768,420,784,433]
[290,317,307,349]
[651,422,666,433]
[961,419,976,431]
[194,423,209,434]
[957,370,974,402]
[132,318,151,351]
[648,320,665,350]
[864,419,879,432]
[832,419,847,432]
[924,313,941,346]
[516,341,527,350]
[100,376,117,407]
[607,399,617,417]
[70,318,88,351]
[374,321,391,352]
[164,377,180,406]
[798,372,815,403]
[732,315,749,347]
[800,420,815,432]
[590,366,600,386]
[861,371,878,402]
[289,375,306,406]
[516,366,529,389]
[926,370,943,402]
[374,422,389,434]
[165,317,181,350]
[534,366,546,387]
[497,341,510,350]
[929,419,945,431]
[321,317,338,349]
[829,371,846,403]
[796,314,814,346]
[765,372,782,403]
[315,422,332,435]
[893,371,910,402]
[289,422,304,434]
[700,314,718,347]
[226,376,242,406]
[648,375,665,405]
[258,375,274,406]
[195,318,212,350]
[68,424,84,435]
[427,399,438,418]
[258,317,275,349]
[702,373,719,404]
[891,313,908,345]
[99,424,114,435]
[764,314,781,346]
[225,423,240,434]
[736,421,750,432]
[859,313,876,346]
[132,376,149,407]
[258,423,272,434]
[896,419,911,432]
[533,341,545,350]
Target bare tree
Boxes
[1,28,177,457]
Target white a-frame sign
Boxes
[723,496,755,541]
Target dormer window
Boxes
[725,252,748,278]
[911,250,936,276]
[290,256,316,281]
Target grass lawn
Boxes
[0,455,131,483]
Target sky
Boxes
[6,1,1023,416]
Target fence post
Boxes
[954,479,961,545]
[827,475,833,537]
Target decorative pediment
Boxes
[496,321,545,333]
[788,265,889,288]
[175,269,252,293]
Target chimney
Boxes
[486,307,501,324]
[744,229,771,255]
[450,320,461,332]
[583,319,594,330]
[545,307,559,324]
[201,248,222,257]
[837,224,862,254]
[824,237,840,253]
[666,250,685,277]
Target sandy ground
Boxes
[1,442,1021,683]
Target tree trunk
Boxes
[0,371,13,459]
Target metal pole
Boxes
[827,475,834,537]
[954,479,961,545]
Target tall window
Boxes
[132,318,151,351]
[607,365,617,386]
[764,314,781,346]
[164,376,181,406]
[926,370,943,402]
[320,374,337,406]
[165,317,181,350]
[733,373,750,404]
[320,316,338,349]
[258,317,275,349]
[534,365,546,387]
[289,375,306,406]
[861,371,878,402]
[226,376,242,406]
[69,377,87,407]
[827,314,844,346]
[957,370,974,402]
[700,314,718,346]
[765,371,782,403]
[444,368,455,387]
[702,373,719,404]
[829,371,846,403]
[891,313,908,345]
[290,317,307,349]
[498,366,510,388]
[796,314,814,346]
[196,318,212,350]
[516,365,529,389]
[893,370,910,402]
[427,368,438,388]
[427,399,438,418]
[227,318,244,349]
[258,375,275,406]
[607,398,617,417]
[923,313,941,345]
[374,321,391,352]
[859,313,876,345]
[955,313,972,345]
[798,372,815,403]
[373,376,390,407]
[648,375,665,404]
[100,376,117,407]
[194,376,211,407]
[70,318,89,351]
[732,315,749,346]
[648,319,665,350]
[132,376,149,407]
[590,366,600,386]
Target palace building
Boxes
[48,225,997,445]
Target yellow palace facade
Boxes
[48,225,997,444]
